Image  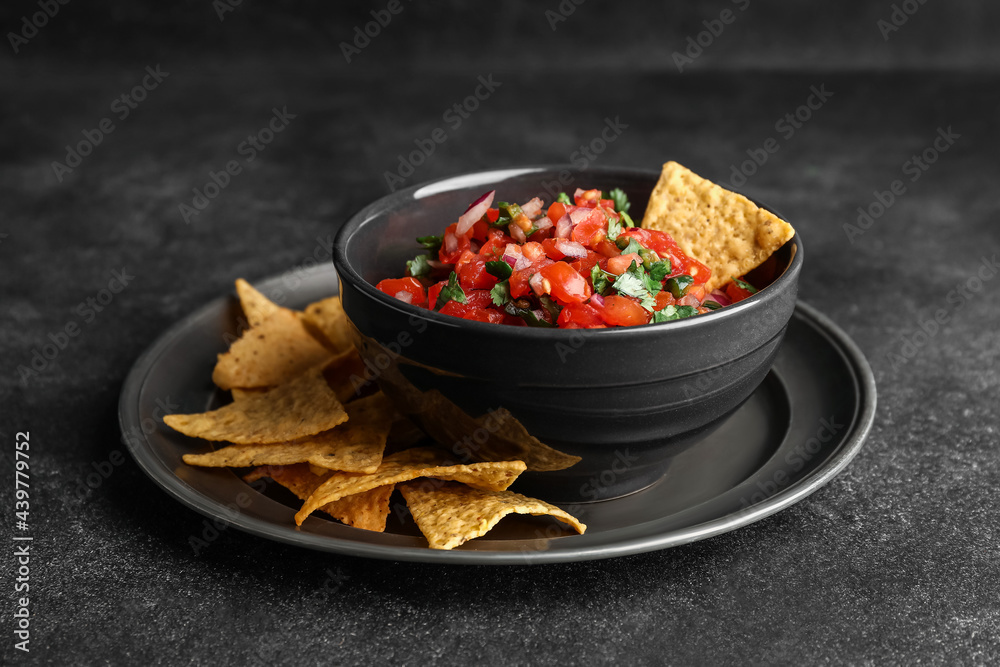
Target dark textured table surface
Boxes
[3,2,999,664]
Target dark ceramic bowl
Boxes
[333,166,802,503]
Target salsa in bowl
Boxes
[333,165,801,502]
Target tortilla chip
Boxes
[212,308,332,390]
[164,367,348,444]
[642,161,795,291]
[245,464,391,532]
[235,278,281,327]
[399,481,586,550]
[303,296,354,353]
[322,347,371,403]
[294,447,526,526]
[182,392,391,472]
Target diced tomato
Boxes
[599,198,616,210]
[687,256,712,285]
[547,201,567,222]
[486,208,499,223]
[439,223,472,263]
[509,258,554,299]
[458,256,497,291]
[439,301,470,318]
[478,235,507,261]
[570,209,607,247]
[464,289,494,308]
[375,277,427,306]
[606,253,642,276]
[595,295,650,327]
[593,239,620,258]
[574,188,601,207]
[557,302,605,328]
[725,280,754,303]
[541,238,566,260]
[427,280,447,308]
[470,219,489,242]
[539,262,591,305]
[569,251,602,278]
[454,248,476,274]
[462,307,505,324]
[654,290,675,310]
[522,241,546,262]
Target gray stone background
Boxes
[2,0,998,664]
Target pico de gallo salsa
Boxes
[375,188,758,328]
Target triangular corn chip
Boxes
[642,161,795,291]
[302,296,354,353]
[245,464,392,532]
[235,278,281,327]
[181,392,392,473]
[212,308,332,390]
[294,447,525,526]
[399,481,586,550]
[164,367,348,444]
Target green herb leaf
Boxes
[504,302,554,327]
[619,237,643,257]
[734,278,758,294]
[435,272,467,309]
[702,300,722,310]
[620,210,636,227]
[538,295,563,321]
[648,259,672,282]
[591,264,612,295]
[556,192,572,205]
[666,274,694,298]
[490,281,511,306]
[606,188,631,214]
[653,304,699,322]
[607,215,623,242]
[498,202,523,222]
[612,261,648,300]
[485,260,513,280]
[416,235,443,252]
[406,254,431,278]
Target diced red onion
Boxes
[394,291,413,304]
[573,188,587,200]
[678,295,701,307]
[520,197,543,218]
[555,213,573,239]
[427,259,449,270]
[510,224,527,244]
[709,289,732,306]
[590,293,605,307]
[532,216,553,231]
[533,309,548,322]
[514,255,532,271]
[569,208,592,225]
[456,190,495,236]
[555,239,587,259]
[444,233,458,254]
[529,272,546,296]
[502,253,518,268]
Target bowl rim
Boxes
[333,164,803,339]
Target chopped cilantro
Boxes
[618,237,643,257]
[490,280,510,306]
[734,278,758,294]
[556,192,572,205]
[538,295,563,321]
[504,302,554,327]
[666,274,694,298]
[607,215,623,242]
[416,235,443,252]
[612,261,648,300]
[406,254,431,278]
[653,305,699,322]
[435,272,466,309]
[605,188,631,214]
[485,260,513,280]
[648,259,672,282]
[620,210,636,227]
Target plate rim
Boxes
[119,268,876,565]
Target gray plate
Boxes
[119,264,876,565]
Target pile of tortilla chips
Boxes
[164,279,586,549]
